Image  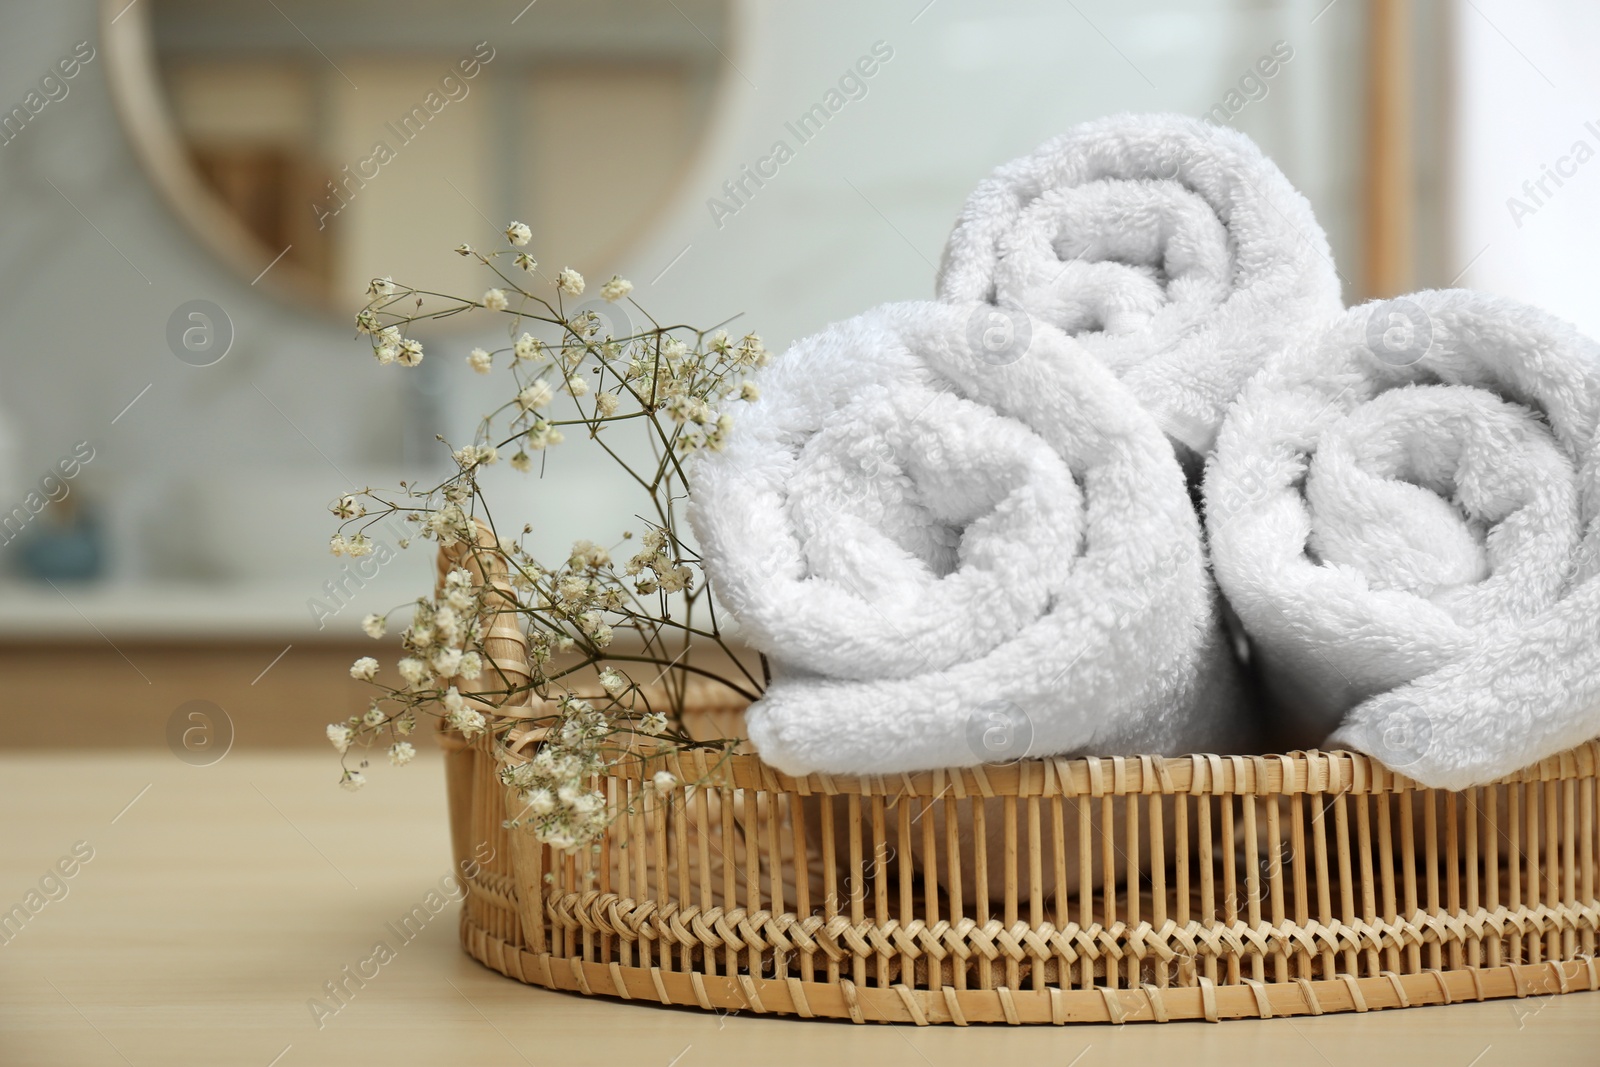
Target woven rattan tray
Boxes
[435,534,1600,1025]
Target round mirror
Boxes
[102,0,734,318]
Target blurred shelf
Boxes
[0,580,390,641]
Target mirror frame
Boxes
[99,0,744,323]
[101,0,331,314]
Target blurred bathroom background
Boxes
[0,0,1588,747]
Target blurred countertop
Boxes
[4,749,1598,1067]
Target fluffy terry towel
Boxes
[689,300,1251,776]
[1206,289,1600,790]
[937,112,1342,456]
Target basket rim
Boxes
[443,720,1600,799]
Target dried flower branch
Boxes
[326,225,768,851]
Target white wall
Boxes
[1451,0,1600,336]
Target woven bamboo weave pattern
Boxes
[435,531,1600,1024]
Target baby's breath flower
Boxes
[706,412,734,451]
[525,421,564,450]
[598,668,627,697]
[409,619,435,649]
[455,243,473,256]
[432,647,463,677]
[569,540,610,569]
[505,220,532,247]
[340,770,366,792]
[338,249,764,806]
[652,563,693,594]
[734,332,769,367]
[448,706,487,738]
[516,380,554,411]
[453,444,499,468]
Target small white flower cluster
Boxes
[557,268,584,296]
[624,329,769,454]
[531,538,628,653]
[326,563,491,787]
[499,697,612,851]
[330,494,366,520]
[356,299,426,367]
[328,531,375,557]
[442,686,487,738]
[416,498,474,547]
[624,529,692,596]
[452,443,499,470]
[399,568,487,686]
[664,394,734,453]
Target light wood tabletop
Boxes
[3,750,1596,1066]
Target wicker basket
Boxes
[436,533,1600,1024]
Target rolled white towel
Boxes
[1206,289,1600,789]
[937,112,1343,456]
[689,301,1251,776]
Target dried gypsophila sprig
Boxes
[326,221,766,849]
[330,556,731,847]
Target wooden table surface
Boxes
[4,750,1597,1066]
